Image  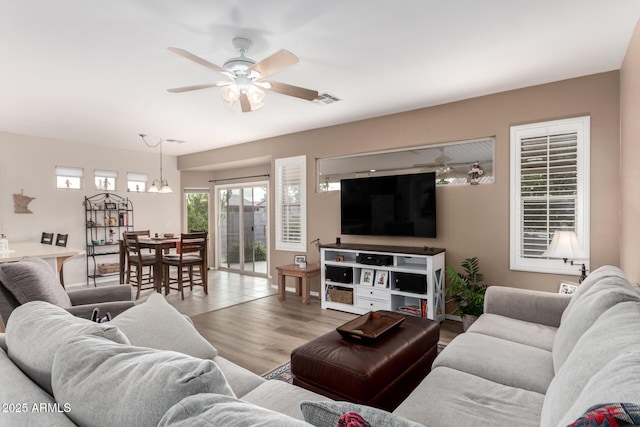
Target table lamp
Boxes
[542,230,588,283]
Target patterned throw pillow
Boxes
[567,403,640,427]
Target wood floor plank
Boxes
[190,292,462,375]
[191,295,356,374]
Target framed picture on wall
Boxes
[360,269,374,286]
[374,270,389,288]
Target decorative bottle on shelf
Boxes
[0,234,9,252]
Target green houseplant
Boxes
[445,257,487,331]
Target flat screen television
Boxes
[340,172,436,238]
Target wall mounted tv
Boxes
[340,172,436,238]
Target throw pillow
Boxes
[300,401,425,427]
[5,301,129,394]
[159,394,312,427]
[566,403,640,427]
[0,257,71,307]
[110,292,218,359]
[51,335,235,427]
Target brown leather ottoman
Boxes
[290,312,440,411]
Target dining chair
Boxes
[55,234,68,247]
[41,232,54,245]
[162,232,208,300]
[122,232,156,299]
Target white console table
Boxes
[320,243,445,322]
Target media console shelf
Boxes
[320,243,445,322]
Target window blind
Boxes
[275,156,306,252]
[520,133,578,258]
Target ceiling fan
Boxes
[167,37,319,112]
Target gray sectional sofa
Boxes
[1,265,639,426]
[394,265,640,426]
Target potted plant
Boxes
[445,257,487,331]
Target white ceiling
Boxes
[1,0,639,156]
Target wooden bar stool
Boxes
[162,232,208,300]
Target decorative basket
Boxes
[328,286,353,304]
[98,263,119,275]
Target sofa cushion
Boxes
[51,335,234,427]
[393,366,544,427]
[541,301,640,427]
[243,379,332,421]
[5,301,129,394]
[556,351,640,427]
[159,394,311,426]
[300,401,424,427]
[433,332,554,394]
[466,313,557,351]
[0,257,71,307]
[213,355,266,398]
[110,292,218,359]
[560,266,628,324]
[553,274,640,371]
[0,347,75,427]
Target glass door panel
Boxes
[217,183,268,275]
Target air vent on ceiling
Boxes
[313,93,341,105]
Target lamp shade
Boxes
[543,230,587,260]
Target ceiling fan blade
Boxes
[167,82,228,93]
[263,81,319,101]
[248,49,298,79]
[239,93,252,112]
[167,47,226,75]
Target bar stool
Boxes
[162,232,208,300]
[123,232,156,299]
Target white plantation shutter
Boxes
[275,156,306,251]
[510,117,590,275]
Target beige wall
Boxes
[180,71,621,294]
[620,20,640,284]
[0,132,181,286]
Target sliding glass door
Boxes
[216,183,268,276]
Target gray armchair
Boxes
[0,257,134,325]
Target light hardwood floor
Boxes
[137,270,462,375]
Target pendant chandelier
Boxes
[139,134,179,194]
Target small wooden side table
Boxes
[276,263,321,305]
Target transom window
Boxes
[56,166,83,190]
[94,169,117,191]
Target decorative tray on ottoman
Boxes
[337,311,405,340]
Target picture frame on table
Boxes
[294,255,307,268]
[360,268,374,286]
[558,282,578,295]
[374,270,389,288]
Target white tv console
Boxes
[320,243,445,322]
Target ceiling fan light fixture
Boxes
[221,85,239,103]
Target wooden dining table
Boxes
[119,237,180,293]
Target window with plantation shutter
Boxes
[510,116,590,276]
[275,156,307,252]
